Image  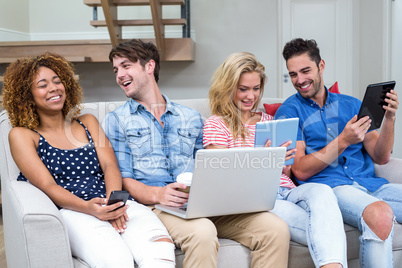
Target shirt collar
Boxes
[128,94,179,116]
[296,86,336,107]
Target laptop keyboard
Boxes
[179,207,187,211]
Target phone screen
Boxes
[107,190,129,210]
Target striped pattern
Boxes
[203,113,296,189]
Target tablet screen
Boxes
[357,81,396,131]
[254,118,299,165]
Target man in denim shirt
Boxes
[103,39,290,268]
[276,38,402,267]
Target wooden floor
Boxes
[0,210,7,268]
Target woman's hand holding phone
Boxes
[86,197,127,220]
[105,190,130,233]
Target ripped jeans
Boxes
[60,200,175,268]
[333,182,402,268]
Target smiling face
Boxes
[286,52,325,102]
[233,71,262,116]
[31,66,66,114]
[112,56,153,99]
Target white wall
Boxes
[358,0,390,98]
[391,0,402,158]
[0,0,281,101]
[1,0,401,158]
[0,0,30,41]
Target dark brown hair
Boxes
[109,39,161,83]
[283,38,321,67]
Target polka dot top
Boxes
[17,119,106,201]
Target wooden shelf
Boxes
[90,18,186,27]
[0,56,92,64]
[0,39,195,63]
[84,0,184,6]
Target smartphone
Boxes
[107,190,129,211]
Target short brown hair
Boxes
[109,39,161,83]
[1,52,83,128]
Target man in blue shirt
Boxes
[103,39,290,268]
[275,38,402,267]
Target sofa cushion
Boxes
[263,102,282,117]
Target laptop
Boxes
[155,147,286,219]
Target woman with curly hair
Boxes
[203,52,347,268]
[1,52,175,268]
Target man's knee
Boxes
[362,201,394,240]
[258,212,290,243]
[181,218,219,249]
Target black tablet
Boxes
[357,81,396,131]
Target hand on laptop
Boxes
[157,183,189,206]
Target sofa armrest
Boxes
[2,179,75,268]
[374,157,402,184]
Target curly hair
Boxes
[1,52,83,129]
[209,52,266,141]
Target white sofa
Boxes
[0,97,401,268]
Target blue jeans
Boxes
[333,182,402,268]
[271,183,347,267]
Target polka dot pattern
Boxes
[18,120,106,200]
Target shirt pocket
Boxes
[126,128,153,157]
[178,128,199,157]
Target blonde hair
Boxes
[1,52,83,129]
[209,52,266,140]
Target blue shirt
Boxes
[275,89,389,191]
[102,95,203,187]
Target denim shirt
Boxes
[102,95,203,187]
[275,88,389,192]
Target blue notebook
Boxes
[254,118,299,165]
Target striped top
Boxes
[203,113,296,189]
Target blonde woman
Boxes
[203,52,347,268]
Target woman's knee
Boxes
[362,201,394,240]
[93,248,134,268]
